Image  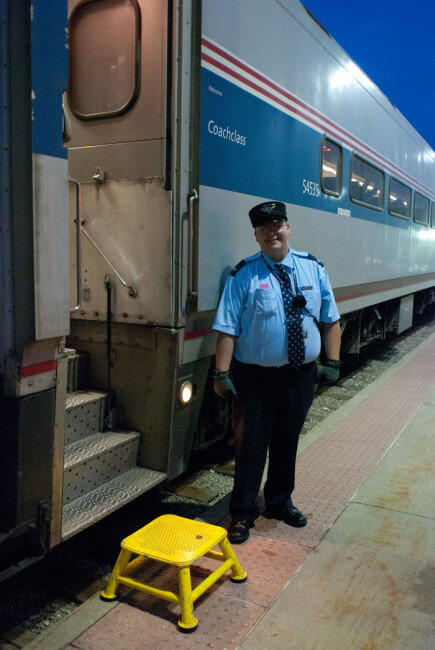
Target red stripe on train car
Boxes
[20,359,57,377]
[184,327,213,340]
[202,38,435,200]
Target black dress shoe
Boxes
[228,519,253,544]
[264,505,307,527]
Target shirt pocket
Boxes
[255,289,277,317]
[304,291,321,320]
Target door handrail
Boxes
[81,227,138,298]
[69,177,81,313]
[186,189,198,301]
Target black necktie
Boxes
[275,264,305,368]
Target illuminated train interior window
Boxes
[69,0,140,119]
[350,155,384,210]
[413,192,429,225]
[321,138,342,196]
[388,178,411,220]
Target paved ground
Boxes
[27,334,435,650]
[242,386,435,649]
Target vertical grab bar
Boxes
[186,188,198,301]
[69,177,81,313]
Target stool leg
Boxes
[219,536,248,583]
[101,549,132,601]
[177,566,198,632]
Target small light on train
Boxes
[366,184,374,191]
[390,194,397,201]
[180,381,193,405]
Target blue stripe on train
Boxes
[199,67,410,230]
[31,0,68,159]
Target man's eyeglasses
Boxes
[256,221,286,234]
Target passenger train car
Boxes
[1,0,434,578]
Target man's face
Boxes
[255,220,290,261]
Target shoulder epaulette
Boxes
[230,260,247,276]
[293,251,324,268]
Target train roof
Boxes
[203,0,434,195]
[295,0,433,154]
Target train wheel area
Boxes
[24,332,435,649]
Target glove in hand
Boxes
[318,359,340,385]
[213,371,237,399]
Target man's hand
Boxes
[213,371,237,399]
[318,359,340,385]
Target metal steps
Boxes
[62,466,166,540]
[65,391,107,444]
[60,350,167,541]
[64,430,140,470]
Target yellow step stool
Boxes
[101,514,247,632]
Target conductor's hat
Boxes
[249,201,287,227]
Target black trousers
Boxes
[230,359,317,522]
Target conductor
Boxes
[212,201,341,543]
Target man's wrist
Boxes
[213,368,230,377]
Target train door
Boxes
[57,0,201,541]
[66,0,171,326]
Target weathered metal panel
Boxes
[170,0,198,326]
[32,154,69,339]
[68,321,179,472]
[69,179,173,325]
[168,356,210,478]
[68,139,165,183]
[66,0,167,148]
[0,389,55,529]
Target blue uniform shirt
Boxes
[213,248,340,367]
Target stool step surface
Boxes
[122,514,227,566]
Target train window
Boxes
[388,178,411,220]
[321,138,342,196]
[69,0,140,119]
[431,203,435,229]
[350,155,384,210]
[413,192,429,225]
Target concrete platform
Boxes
[27,334,435,650]
[242,391,435,649]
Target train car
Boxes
[0,0,434,579]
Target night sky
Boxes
[301,0,435,149]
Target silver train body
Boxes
[0,0,433,577]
